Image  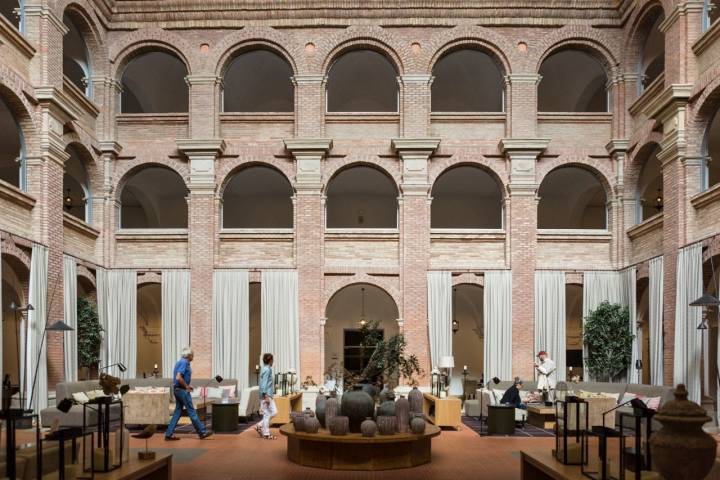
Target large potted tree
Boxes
[77,297,103,380]
[582,301,634,382]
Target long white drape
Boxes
[106,270,137,379]
[674,242,703,404]
[620,268,639,383]
[96,267,109,367]
[427,271,452,369]
[161,270,190,377]
[26,244,48,411]
[212,270,249,391]
[648,256,664,386]
[484,271,512,382]
[63,255,78,382]
[261,270,299,375]
[534,271,566,383]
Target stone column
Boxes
[659,2,704,86]
[399,75,432,138]
[499,138,549,380]
[90,76,122,141]
[646,85,692,385]
[176,139,226,376]
[97,141,122,266]
[392,138,440,382]
[283,139,332,381]
[606,140,629,267]
[505,74,542,138]
[292,76,326,138]
[22,4,67,88]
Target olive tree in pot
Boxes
[582,301,634,382]
[77,297,103,380]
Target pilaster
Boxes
[398,75,433,138]
[606,139,629,267]
[292,75,326,138]
[22,5,67,88]
[505,74,542,138]
[186,75,223,139]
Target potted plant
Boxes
[77,297,103,380]
[582,301,634,382]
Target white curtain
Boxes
[106,270,137,379]
[26,244,48,411]
[649,256,664,386]
[620,268,639,383]
[96,267,109,367]
[427,271,452,369]
[261,270,299,375]
[212,270,249,392]
[63,255,78,382]
[534,271,566,382]
[484,271,512,382]
[674,243,703,404]
[161,270,190,378]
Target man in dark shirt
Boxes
[500,379,527,410]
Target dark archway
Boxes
[121,51,189,113]
[538,49,608,112]
[326,50,398,112]
[431,49,504,112]
[63,12,91,95]
[326,166,398,228]
[63,145,92,222]
[119,167,188,229]
[222,166,293,228]
[431,166,503,229]
[538,166,607,229]
[0,95,25,189]
[223,49,294,112]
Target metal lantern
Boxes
[618,404,655,479]
[431,369,440,397]
[555,396,588,465]
[582,425,623,480]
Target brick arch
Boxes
[58,0,106,73]
[0,68,39,155]
[536,157,615,200]
[113,159,189,199]
[76,264,96,292]
[63,136,101,208]
[211,28,302,76]
[216,149,295,188]
[0,237,31,274]
[429,155,508,193]
[452,273,484,288]
[323,156,401,190]
[137,272,162,286]
[316,26,410,74]
[625,137,662,198]
[687,72,720,159]
[218,160,295,197]
[109,29,194,79]
[422,26,516,75]
[621,0,666,73]
[532,26,621,76]
[323,275,401,318]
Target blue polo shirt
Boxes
[173,357,191,389]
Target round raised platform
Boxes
[279,423,441,471]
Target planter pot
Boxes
[329,416,349,436]
[376,400,396,418]
[378,388,395,404]
[361,417,378,437]
[358,382,379,401]
[291,411,306,432]
[303,407,315,418]
[315,394,327,426]
[377,415,397,435]
[325,397,339,429]
[304,417,321,434]
[650,384,715,480]
[341,385,375,433]
[395,396,410,433]
[408,387,423,414]
[410,413,426,434]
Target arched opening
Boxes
[704,106,720,190]
[431,49,504,112]
[704,0,720,31]
[137,283,161,377]
[639,10,665,92]
[223,49,294,112]
[63,146,91,222]
[222,166,293,229]
[2,255,29,399]
[326,166,398,229]
[451,284,484,395]
[538,49,609,112]
[119,166,188,229]
[0,94,25,190]
[76,275,98,380]
[636,145,663,222]
[566,284,584,380]
[324,283,399,386]
[0,1,21,30]
[248,282,261,386]
[63,12,91,95]
[636,276,651,385]
[120,51,188,113]
[431,166,503,229]
[326,49,398,112]
[538,166,608,230]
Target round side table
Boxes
[487,405,516,435]
[211,401,240,433]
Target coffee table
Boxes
[527,405,556,429]
[487,405,516,435]
[212,401,240,433]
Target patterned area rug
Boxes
[462,416,555,438]
[128,414,258,436]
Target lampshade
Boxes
[46,321,74,332]
[690,292,720,307]
[439,356,455,369]
[214,375,223,383]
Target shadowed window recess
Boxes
[119,167,188,229]
[223,50,294,112]
[327,50,398,112]
[121,51,189,113]
[538,50,608,113]
[538,166,607,229]
[431,49,504,112]
[326,166,398,229]
[222,166,294,228]
[431,166,503,229]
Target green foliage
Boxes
[344,320,423,389]
[77,297,103,373]
[582,301,634,382]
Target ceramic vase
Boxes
[315,394,327,426]
[341,385,375,433]
[408,386,423,414]
[410,413,426,434]
[291,411,306,432]
[303,407,315,418]
[376,399,396,417]
[395,396,410,433]
[650,384,716,480]
[329,415,349,436]
[325,396,339,429]
[361,417,378,437]
[304,417,321,434]
[377,415,397,435]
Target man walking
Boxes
[165,347,213,440]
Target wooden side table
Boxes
[212,401,240,433]
[487,405,515,435]
[527,405,556,429]
[272,392,303,425]
[422,393,462,429]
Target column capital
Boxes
[99,141,123,157]
[392,139,439,194]
[23,5,68,35]
[283,138,333,155]
[185,75,223,87]
[499,138,550,156]
[35,86,78,123]
[504,73,542,85]
[605,139,629,157]
[177,139,226,192]
[284,138,333,190]
[176,139,226,157]
[659,1,705,33]
[391,138,440,154]
[644,84,693,121]
[397,74,433,86]
[291,75,327,86]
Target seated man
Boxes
[500,379,527,410]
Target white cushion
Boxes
[206,387,223,399]
[72,392,89,404]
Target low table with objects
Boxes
[422,393,462,430]
[272,392,303,426]
[527,405,556,429]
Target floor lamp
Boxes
[690,292,720,401]
[28,319,74,411]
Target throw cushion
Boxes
[644,396,661,410]
[72,392,89,404]
[206,387,223,399]
[220,385,236,399]
[601,392,621,402]
[621,393,638,404]
[84,390,97,401]
[190,387,202,398]
[492,389,505,405]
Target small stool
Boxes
[487,405,515,435]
